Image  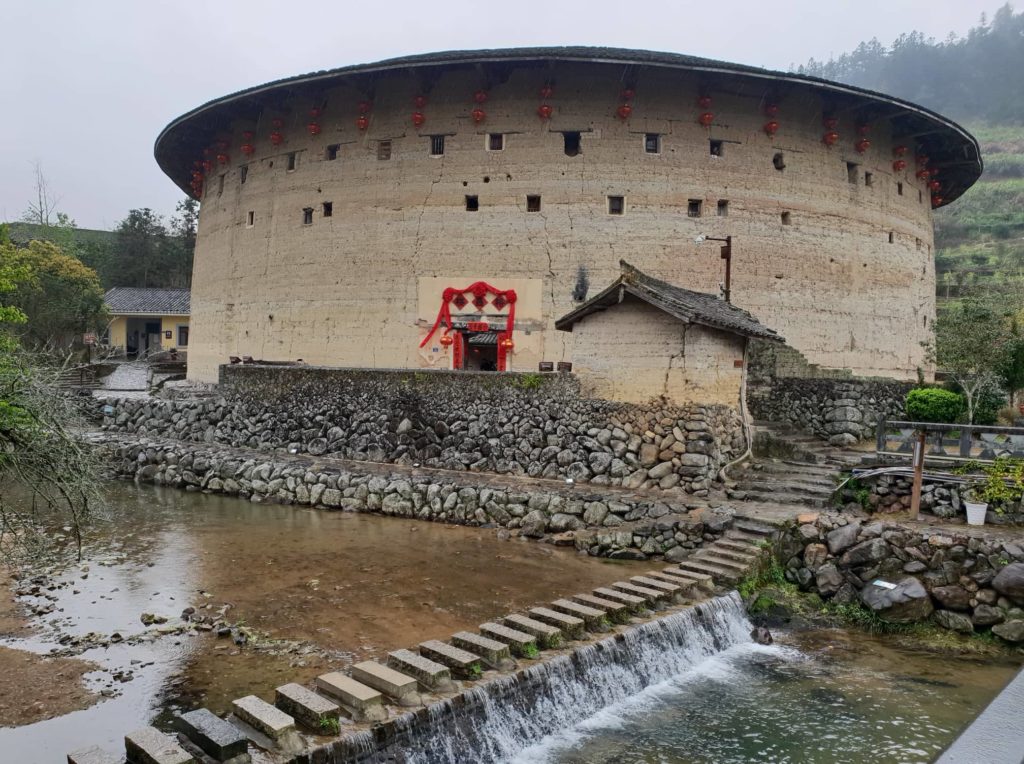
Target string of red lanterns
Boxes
[471,89,488,123]
[697,95,713,127]
[538,83,554,120]
[617,87,634,120]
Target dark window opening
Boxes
[897,181,904,196]
[919,189,923,203]
[430,135,445,156]
[378,141,391,160]
[488,133,504,151]
[322,201,333,217]
[563,132,581,157]
[847,162,858,184]
[246,210,254,227]
[916,237,922,250]
[709,140,723,157]
[326,144,339,161]
[644,133,660,154]
[465,195,479,212]
[177,326,189,347]
[240,165,248,184]
[527,195,541,212]
[302,207,313,225]
[888,231,894,243]
[717,200,729,217]
[608,196,624,215]
[773,152,785,171]
[287,152,297,171]
[781,211,792,225]
[218,174,225,195]
[865,171,874,187]
[687,199,702,218]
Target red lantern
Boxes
[500,336,514,351]
[617,103,633,120]
[537,103,553,120]
[893,145,908,157]
[414,95,428,109]
[216,152,229,165]
[915,154,929,166]
[307,122,321,136]
[857,124,870,137]
[928,179,942,191]
[539,85,554,99]
[270,131,284,146]
[471,107,486,124]
[242,131,254,142]
[916,168,931,180]
[191,171,204,182]
[412,111,426,127]
[241,143,255,156]
[855,138,871,153]
[763,120,779,137]
[439,334,454,348]
[271,118,284,129]
[823,131,840,146]
[697,95,712,109]
[764,103,779,117]
[931,195,943,207]
[357,101,372,114]
[310,107,322,119]
[217,139,229,151]
[892,159,907,172]
[356,115,369,131]
[823,116,839,130]
[474,90,488,104]
[201,159,213,172]
[620,88,635,101]
[698,112,714,127]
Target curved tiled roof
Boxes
[104,287,190,315]
[154,46,981,205]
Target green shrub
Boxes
[905,388,964,423]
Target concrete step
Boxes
[528,607,587,640]
[631,575,684,598]
[747,460,838,477]
[275,682,341,730]
[592,586,647,614]
[451,632,516,671]
[679,559,743,582]
[177,708,249,761]
[740,489,828,507]
[500,614,562,649]
[67,746,122,764]
[351,661,421,706]
[570,593,630,623]
[609,580,669,606]
[549,599,609,632]
[419,639,485,679]
[659,568,715,591]
[642,570,700,592]
[724,529,770,545]
[387,649,456,692]
[314,673,386,722]
[734,478,836,495]
[479,622,539,657]
[734,519,779,536]
[693,552,750,572]
[231,695,297,741]
[716,538,763,555]
[124,726,194,764]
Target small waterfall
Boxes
[343,593,754,764]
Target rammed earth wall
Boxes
[100,366,746,495]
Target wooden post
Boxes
[910,428,926,520]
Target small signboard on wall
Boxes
[557,361,573,372]
[164,330,173,339]
[538,361,554,372]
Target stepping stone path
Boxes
[315,672,387,721]
[592,587,648,614]
[611,580,668,606]
[124,727,194,764]
[419,639,485,679]
[550,599,609,632]
[479,622,539,657]
[529,607,586,639]
[276,682,341,730]
[177,708,249,761]
[388,648,456,692]
[351,661,421,706]
[231,695,296,740]
[676,520,774,584]
[500,614,563,648]
[67,746,122,764]
[570,593,630,623]
[451,632,516,671]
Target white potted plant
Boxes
[962,482,988,526]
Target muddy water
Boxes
[0,484,637,763]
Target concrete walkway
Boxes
[936,667,1024,764]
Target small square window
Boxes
[717,200,729,217]
[773,152,785,171]
[687,199,702,218]
[287,152,297,171]
[897,181,904,196]
[322,201,333,218]
[644,133,660,154]
[302,207,313,225]
[608,196,624,215]
[246,210,255,227]
[430,135,445,156]
[527,195,541,212]
[781,211,792,225]
[488,133,504,151]
[709,140,723,157]
[865,171,874,187]
[378,141,391,160]
[326,144,339,161]
[563,132,581,157]
[465,195,479,212]
[240,165,248,184]
[847,162,858,184]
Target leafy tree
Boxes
[998,321,1024,406]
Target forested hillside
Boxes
[797,5,1024,305]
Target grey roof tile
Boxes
[104,287,190,315]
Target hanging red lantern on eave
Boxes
[413,95,428,109]
[310,106,322,119]
[500,336,514,350]
[856,124,870,137]
[698,112,714,127]
[307,122,321,136]
[242,130,254,142]
[855,138,871,153]
[823,131,840,146]
[271,118,284,129]
[439,333,454,348]
[892,159,907,172]
[893,144,908,157]
[471,107,486,124]
[357,101,372,114]
[928,179,942,191]
[617,103,633,120]
[412,111,426,127]
[915,154,929,166]
[916,168,931,180]
[241,143,255,156]
[931,195,943,207]
[270,131,284,146]
[764,103,779,118]
[539,84,554,99]
[356,115,369,131]
[474,90,488,104]
[537,103,553,120]
[620,88,635,102]
[216,152,229,165]
[763,120,779,137]
[697,95,712,109]
[823,116,839,130]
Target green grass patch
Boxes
[521,642,540,659]
[318,715,340,735]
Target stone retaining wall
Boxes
[100,365,745,495]
[102,437,735,561]
[777,511,1024,642]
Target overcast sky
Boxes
[0,0,1005,230]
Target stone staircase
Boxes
[674,519,775,584]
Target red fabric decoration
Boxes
[216,152,229,165]
[928,179,942,191]
[420,282,518,350]
[916,168,931,180]
[439,334,454,347]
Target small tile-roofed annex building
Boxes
[103,288,190,358]
[555,262,782,406]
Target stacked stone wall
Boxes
[842,473,1024,525]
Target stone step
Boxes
[451,632,516,671]
[642,570,699,591]
[275,682,341,730]
[716,538,763,555]
[124,726,194,764]
[723,529,769,545]
[735,475,836,491]
[67,745,122,764]
[351,660,421,706]
[693,553,749,572]
[659,567,715,590]
[419,639,485,679]
[500,614,563,649]
[528,607,586,640]
[387,649,456,692]
[609,580,668,606]
[314,672,386,722]
[678,559,743,582]
[705,545,760,563]
[739,489,826,507]
[479,622,540,657]
[177,708,249,761]
[570,593,630,623]
[231,695,296,741]
[631,575,684,596]
[549,599,608,632]
[592,586,647,614]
